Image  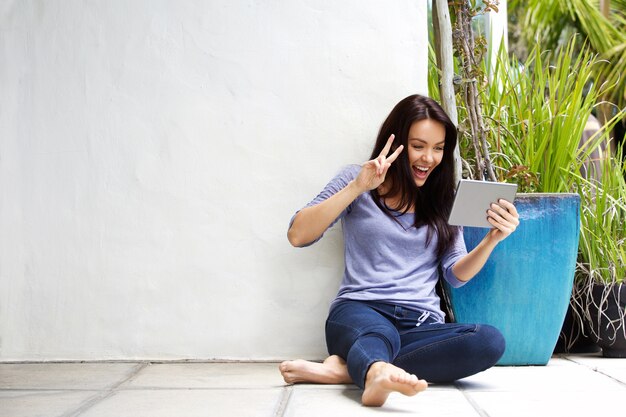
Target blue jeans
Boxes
[325,300,505,389]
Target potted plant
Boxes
[431,1,619,365]
[505,0,626,356]
[572,147,626,357]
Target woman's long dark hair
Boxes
[370,94,458,258]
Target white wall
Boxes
[0,0,428,361]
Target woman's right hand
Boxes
[288,134,403,247]
[354,134,404,192]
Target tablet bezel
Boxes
[448,179,518,228]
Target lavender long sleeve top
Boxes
[291,165,469,322]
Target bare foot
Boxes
[279,355,352,384]
[361,362,427,407]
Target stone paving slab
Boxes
[0,363,141,390]
[456,358,625,392]
[0,390,99,417]
[122,362,284,389]
[77,389,284,417]
[567,354,626,384]
[284,387,480,417]
[467,391,624,417]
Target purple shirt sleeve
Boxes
[440,228,469,288]
[288,165,360,247]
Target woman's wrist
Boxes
[347,180,368,197]
[483,231,502,247]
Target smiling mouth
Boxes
[412,165,430,179]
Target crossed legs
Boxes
[280,301,428,406]
[279,300,504,407]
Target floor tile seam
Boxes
[0,360,147,364]
[0,363,152,392]
[272,385,293,417]
[61,362,150,417]
[96,386,287,391]
[447,389,625,393]
[0,386,294,392]
[111,362,151,389]
[453,382,491,417]
[145,360,287,364]
[561,356,626,388]
[290,386,361,391]
[0,359,287,364]
[0,387,291,395]
[58,390,114,417]
[0,388,106,392]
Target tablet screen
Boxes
[448,180,518,228]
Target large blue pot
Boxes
[444,194,580,365]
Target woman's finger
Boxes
[487,209,506,225]
[372,158,381,174]
[381,162,392,177]
[498,199,520,219]
[488,214,514,231]
[379,134,396,158]
[487,217,513,236]
[487,208,518,235]
[386,144,404,165]
[491,201,520,226]
[376,156,386,175]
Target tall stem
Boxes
[433,0,461,183]
[452,1,498,182]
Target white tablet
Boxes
[448,179,518,228]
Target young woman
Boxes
[280,94,519,407]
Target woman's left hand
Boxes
[486,199,520,243]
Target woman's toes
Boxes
[391,373,409,383]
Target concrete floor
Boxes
[1,354,625,417]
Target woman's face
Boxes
[406,119,446,187]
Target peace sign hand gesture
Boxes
[354,134,404,193]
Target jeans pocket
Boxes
[401,322,473,335]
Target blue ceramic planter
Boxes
[444,194,580,365]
